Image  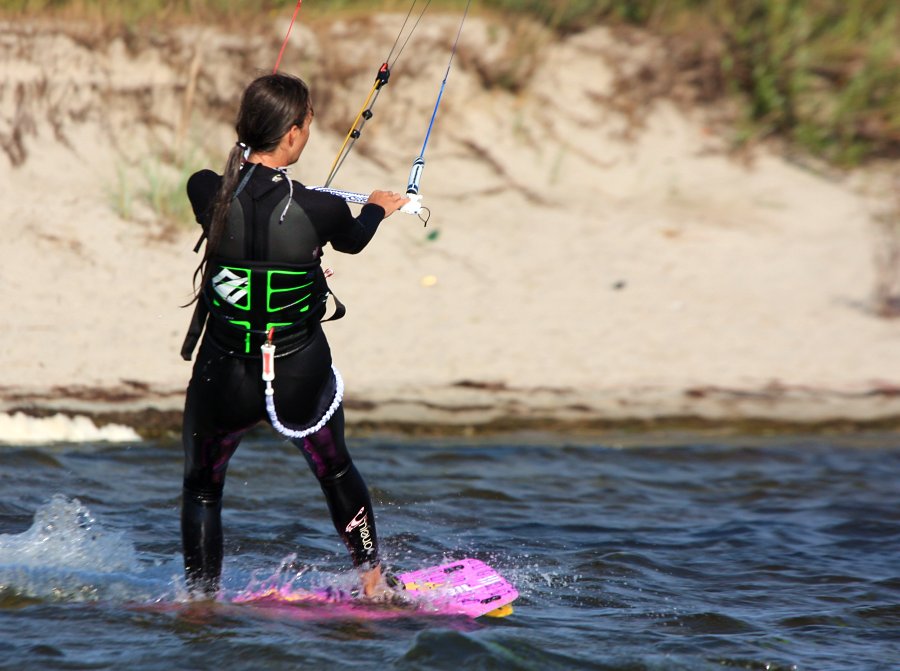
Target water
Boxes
[1,431,898,670]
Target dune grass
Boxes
[479,0,899,164]
[2,0,897,164]
[107,145,210,230]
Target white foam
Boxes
[0,412,140,444]
[0,495,138,572]
[0,495,164,602]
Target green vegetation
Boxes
[0,0,261,23]
[138,151,205,228]
[710,0,900,164]
[481,0,899,164]
[109,148,208,230]
[2,0,897,164]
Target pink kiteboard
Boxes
[397,558,518,618]
[232,558,518,620]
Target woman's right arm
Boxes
[317,190,409,255]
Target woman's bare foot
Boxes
[360,564,402,600]
[360,564,385,597]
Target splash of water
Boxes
[0,495,137,571]
[0,495,165,602]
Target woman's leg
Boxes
[292,405,380,569]
[181,346,261,596]
[270,328,381,569]
[181,431,241,596]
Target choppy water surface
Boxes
[0,431,898,670]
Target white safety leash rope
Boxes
[261,332,344,439]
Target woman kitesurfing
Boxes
[179,71,408,599]
[177,0,473,602]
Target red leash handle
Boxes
[261,327,276,382]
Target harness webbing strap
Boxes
[181,300,209,361]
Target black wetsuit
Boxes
[181,162,384,595]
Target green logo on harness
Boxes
[267,269,313,314]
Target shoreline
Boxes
[5,383,900,440]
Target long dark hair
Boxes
[191,73,312,298]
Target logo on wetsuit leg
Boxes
[345,506,374,552]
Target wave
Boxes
[0,412,140,445]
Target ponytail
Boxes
[189,142,246,300]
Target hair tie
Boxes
[236,141,247,149]
[236,141,251,161]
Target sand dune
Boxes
[2,15,899,432]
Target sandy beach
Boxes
[2,14,900,437]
